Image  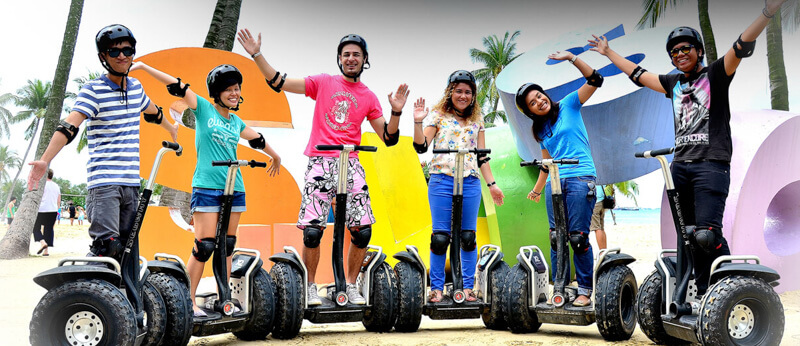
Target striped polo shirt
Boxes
[72,75,151,190]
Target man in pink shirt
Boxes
[238,29,409,305]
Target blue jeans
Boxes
[545,176,596,295]
[428,174,481,291]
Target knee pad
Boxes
[303,227,324,248]
[430,232,450,255]
[90,237,124,259]
[569,232,590,254]
[350,225,372,249]
[225,235,237,255]
[460,230,476,251]
[549,228,558,249]
[192,238,215,262]
[693,227,720,255]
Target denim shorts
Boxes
[191,188,246,213]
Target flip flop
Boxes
[42,253,49,256]
[36,244,48,255]
[193,308,208,317]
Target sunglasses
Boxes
[106,47,135,58]
[669,44,694,58]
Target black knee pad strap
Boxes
[460,230,476,251]
[549,228,558,249]
[303,227,324,248]
[430,232,450,255]
[569,231,590,254]
[225,235,237,255]
[693,226,721,255]
[350,225,372,249]
[193,237,215,262]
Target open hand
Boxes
[588,34,610,56]
[266,155,281,177]
[237,29,262,57]
[490,185,505,206]
[547,51,574,61]
[27,161,47,191]
[413,98,429,122]
[388,83,410,114]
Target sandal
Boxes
[428,289,443,303]
[36,244,48,255]
[463,288,478,302]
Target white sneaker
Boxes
[307,282,322,306]
[346,283,366,305]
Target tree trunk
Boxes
[697,0,718,62]
[2,119,39,227]
[0,0,83,259]
[766,13,790,111]
[203,0,243,51]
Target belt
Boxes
[676,159,729,164]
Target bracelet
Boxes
[391,110,402,116]
[762,7,775,18]
[569,55,577,64]
[487,181,497,187]
[251,51,262,59]
[414,121,423,124]
[530,190,541,196]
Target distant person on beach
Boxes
[590,185,609,250]
[6,196,17,225]
[77,205,86,226]
[32,169,60,256]
[68,201,76,226]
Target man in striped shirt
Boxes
[28,24,177,259]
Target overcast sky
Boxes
[0,0,797,208]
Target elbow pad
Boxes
[248,132,266,150]
[143,106,163,124]
[266,71,287,93]
[733,35,755,58]
[166,78,190,97]
[477,152,491,168]
[586,69,604,87]
[628,65,647,87]
[383,122,399,147]
[55,120,79,145]
[413,139,429,154]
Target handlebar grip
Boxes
[162,141,183,156]
[315,145,342,151]
[474,148,491,154]
[432,149,452,154]
[212,160,234,167]
[635,147,674,158]
[354,146,377,152]
[558,159,579,164]
[249,160,267,168]
[520,161,536,167]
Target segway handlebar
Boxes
[432,148,491,154]
[520,159,579,167]
[635,147,674,158]
[212,159,267,168]
[315,144,378,152]
[162,140,183,156]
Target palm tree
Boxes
[0,80,14,140]
[0,0,84,259]
[72,70,103,152]
[604,181,640,207]
[637,0,719,62]
[470,31,521,127]
[0,145,22,184]
[203,0,243,51]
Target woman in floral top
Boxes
[412,70,505,303]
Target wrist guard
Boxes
[56,120,79,145]
[586,69,604,87]
[143,106,163,124]
[413,139,429,153]
[383,122,399,147]
[733,34,756,58]
[166,78,190,97]
[629,65,647,87]
[248,132,266,150]
[477,152,491,168]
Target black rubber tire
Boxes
[636,270,688,345]
[363,262,398,332]
[270,262,304,339]
[146,272,193,346]
[482,261,510,330]
[233,268,276,340]
[504,263,542,333]
[29,279,136,346]
[142,279,167,345]
[393,261,423,332]
[696,275,784,346]
[594,264,637,341]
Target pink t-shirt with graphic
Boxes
[304,74,383,158]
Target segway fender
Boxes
[709,263,780,286]
[367,253,388,276]
[231,254,262,278]
[148,260,190,286]
[393,251,425,274]
[482,251,506,272]
[33,265,122,290]
[270,252,304,273]
[597,253,635,275]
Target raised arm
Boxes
[130,62,198,109]
[549,51,602,104]
[237,29,306,95]
[370,83,409,146]
[589,35,666,94]
[723,0,787,76]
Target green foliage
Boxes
[470,31,520,127]
[0,144,21,183]
[52,177,87,206]
[71,71,103,152]
[0,180,24,205]
[603,181,640,207]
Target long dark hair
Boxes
[528,96,559,143]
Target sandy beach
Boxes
[1,220,798,345]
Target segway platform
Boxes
[533,302,595,326]
[424,296,485,320]
[304,296,367,324]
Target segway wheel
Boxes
[142,279,167,346]
[636,271,688,345]
[393,261,423,332]
[233,268,276,340]
[696,275,784,346]
[147,272,193,346]
[594,264,637,341]
[29,279,136,346]
[363,262,398,332]
[270,262,303,339]
[504,263,542,333]
[482,261,510,330]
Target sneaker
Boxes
[307,282,322,306]
[346,283,366,305]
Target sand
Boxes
[1,222,798,345]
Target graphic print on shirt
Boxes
[208,117,240,150]
[672,74,710,149]
[325,91,358,132]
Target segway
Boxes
[393,148,509,332]
[29,141,188,346]
[504,158,637,341]
[635,148,784,345]
[269,145,397,339]
[189,159,276,340]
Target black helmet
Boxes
[515,83,546,117]
[206,64,243,105]
[666,26,704,58]
[337,34,370,79]
[95,24,136,54]
[448,70,476,84]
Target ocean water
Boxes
[605,208,661,226]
